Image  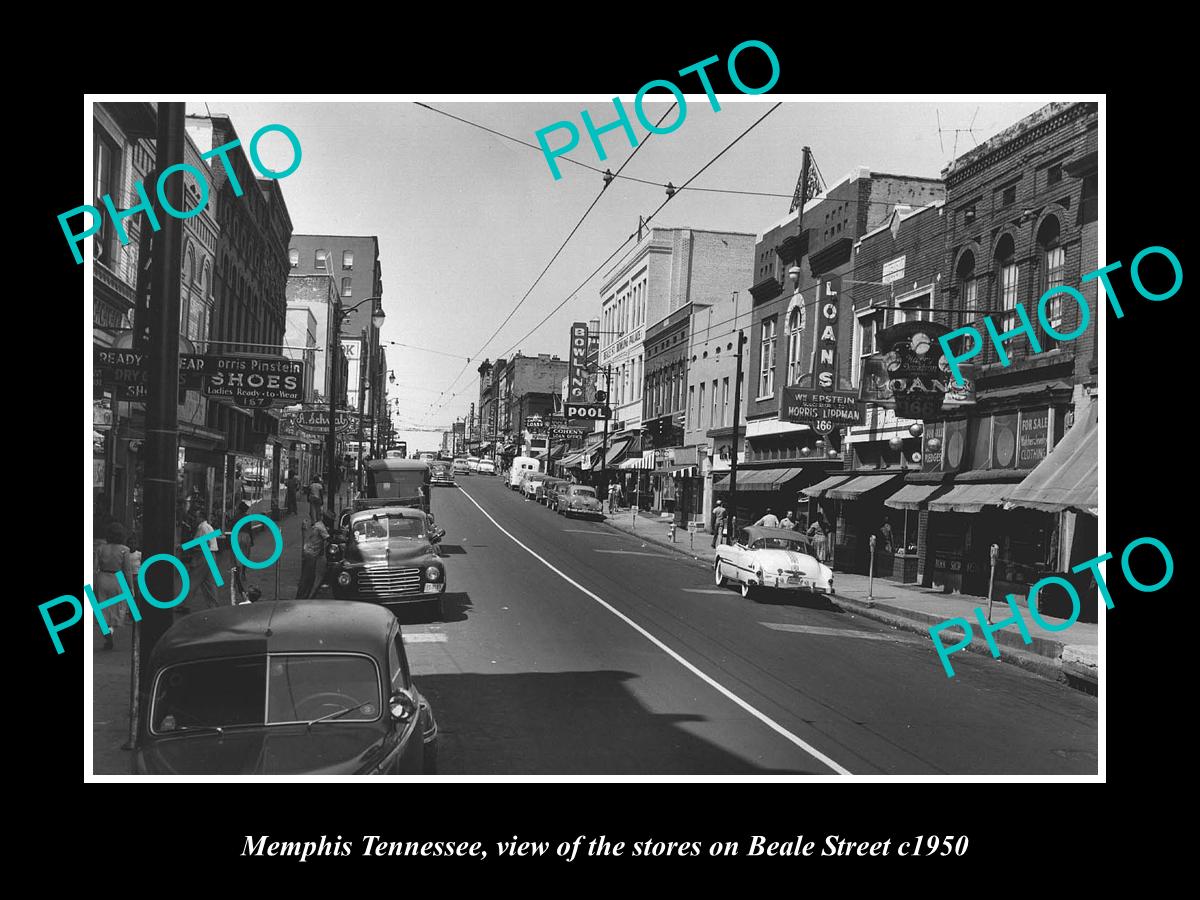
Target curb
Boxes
[601,512,1092,692]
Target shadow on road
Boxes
[752,589,841,612]
[387,592,473,626]
[437,544,469,555]
[415,670,818,775]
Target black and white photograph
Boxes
[75,94,1119,781]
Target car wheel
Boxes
[714,559,726,587]
[422,740,438,775]
[741,580,754,600]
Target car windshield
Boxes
[352,514,425,541]
[151,654,382,732]
[570,487,596,498]
[751,538,809,552]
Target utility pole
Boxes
[326,301,339,517]
[598,364,612,505]
[727,325,745,542]
[138,102,185,677]
[356,326,368,495]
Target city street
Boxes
[357,477,1096,775]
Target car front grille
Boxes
[357,566,422,595]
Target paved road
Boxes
[383,476,1097,775]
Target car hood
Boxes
[345,541,437,565]
[752,549,825,576]
[138,724,388,775]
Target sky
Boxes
[185,98,1048,433]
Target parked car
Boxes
[713,526,834,600]
[429,460,456,486]
[328,506,448,618]
[521,472,551,500]
[508,455,541,490]
[134,601,438,775]
[452,457,472,476]
[476,459,496,475]
[557,484,603,519]
[535,476,568,505]
[357,459,433,520]
[545,481,572,513]
[466,457,481,472]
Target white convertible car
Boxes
[714,526,835,599]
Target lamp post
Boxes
[328,295,385,515]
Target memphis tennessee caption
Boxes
[243,834,969,862]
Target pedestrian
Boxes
[879,518,894,554]
[711,500,727,548]
[808,513,830,563]
[285,471,300,517]
[779,510,796,530]
[308,474,324,522]
[298,512,331,599]
[187,508,222,610]
[93,521,136,650]
[754,508,780,528]
[235,496,256,551]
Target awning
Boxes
[603,437,632,468]
[619,450,655,470]
[927,482,1014,514]
[826,472,905,501]
[885,482,952,511]
[710,466,804,492]
[802,474,854,498]
[1002,397,1098,515]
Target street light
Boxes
[327,296,384,515]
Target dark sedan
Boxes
[134,601,438,775]
[557,484,604,519]
[328,506,447,618]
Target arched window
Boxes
[289,248,299,268]
[1037,216,1064,349]
[786,300,804,385]
[315,249,328,270]
[992,233,1020,361]
[342,249,354,269]
[185,244,196,284]
[956,249,977,318]
[341,276,353,297]
[203,261,212,298]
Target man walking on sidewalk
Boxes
[308,475,325,522]
[711,500,727,548]
[285,471,300,517]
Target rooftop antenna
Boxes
[936,106,982,163]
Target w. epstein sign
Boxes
[858,320,976,419]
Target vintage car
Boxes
[556,484,603,519]
[328,506,447,618]
[476,459,496,476]
[521,472,551,500]
[452,457,472,476]
[466,457,481,472]
[357,459,433,520]
[429,460,456,486]
[714,526,834,599]
[134,601,438,775]
[534,476,568,505]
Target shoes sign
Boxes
[94,348,304,408]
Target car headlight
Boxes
[337,572,352,586]
[425,566,441,581]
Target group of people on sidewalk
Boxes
[709,501,832,563]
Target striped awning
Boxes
[927,482,1014,514]
[712,466,803,491]
[802,474,854,499]
[620,450,656,470]
[885,482,951,511]
[826,472,905,501]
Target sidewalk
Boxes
[92,503,315,775]
[600,506,1098,692]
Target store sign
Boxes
[782,387,864,433]
[882,255,906,285]
[568,322,590,403]
[287,409,357,435]
[550,426,588,438]
[860,320,976,419]
[599,325,644,365]
[1018,408,1050,468]
[812,276,841,390]
[203,355,304,408]
[922,420,944,471]
[566,403,612,421]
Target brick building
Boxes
[187,114,294,519]
[735,169,944,531]
[479,353,569,456]
[912,101,1099,615]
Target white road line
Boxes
[762,623,920,644]
[594,549,673,557]
[403,633,448,643]
[455,485,852,776]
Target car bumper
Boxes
[757,574,833,593]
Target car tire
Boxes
[714,559,726,587]
[741,580,754,600]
